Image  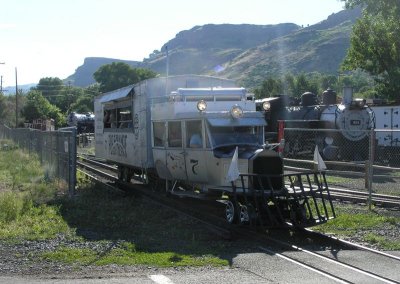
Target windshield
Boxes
[208,124,263,148]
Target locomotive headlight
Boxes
[262,101,271,111]
[350,98,366,109]
[197,100,207,112]
[230,105,243,118]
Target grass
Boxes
[48,178,233,266]
[0,146,44,191]
[42,243,228,267]
[0,140,75,241]
[1,137,399,270]
[324,175,356,185]
[0,140,231,267]
[0,198,73,240]
[314,204,400,250]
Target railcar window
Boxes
[186,120,203,148]
[117,107,132,129]
[104,107,133,130]
[153,122,165,147]
[208,125,263,147]
[168,121,182,148]
[104,109,117,129]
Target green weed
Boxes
[314,205,400,250]
[0,191,25,223]
[0,199,74,240]
[363,233,400,250]
[0,149,43,191]
[42,243,228,267]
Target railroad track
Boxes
[77,155,232,239]
[77,154,400,283]
[78,154,400,210]
[257,238,400,283]
[230,224,400,284]
[329,187,400,209]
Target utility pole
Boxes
[0,62,4,94]
[165,45,169,96]
[15,67,18,128]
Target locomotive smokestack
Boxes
[343,86,353,106]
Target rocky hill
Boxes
[66,7,361,88]
[65,57,141,87]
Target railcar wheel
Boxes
[117,166,123,180]
[226,201,252,225]
[122,168,131,183]
[239,205,250,224]
[225,200,238,224]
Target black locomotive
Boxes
[257,88,376,161]
[66,112,95,133]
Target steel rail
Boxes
[302,228,400,262]
[259,240,399,284]
[259,246,351,284]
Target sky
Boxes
[0,0,345,87]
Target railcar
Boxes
[94,75,335,226]
[257,88,375,161]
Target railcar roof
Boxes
[98,85,134,103]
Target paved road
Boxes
[2,250,399,283]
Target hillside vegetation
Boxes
[66,7,361,89]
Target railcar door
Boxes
[166,121,187,180]
[184,120,208,183]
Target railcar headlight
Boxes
[262,101,271,111]
[230,105,243,118]
[197,100,207,112]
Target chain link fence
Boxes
[0,124,77,195]
[282,128,400,205]
[76,132,95,155]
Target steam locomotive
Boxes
[66,112,95,133]
[257,88,376,161]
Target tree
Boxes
[68,84,101,113]
[282,74,296,96]
[69,95,94,113]
[94,62,157,93]
[254,78,283,99]
[341,0,400,101]
[0,92,6,122]
[293,73,314,99]
[135,68,158,81]
[255,73,344,102]
[35,77,65,105]
[21,90,65,127]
